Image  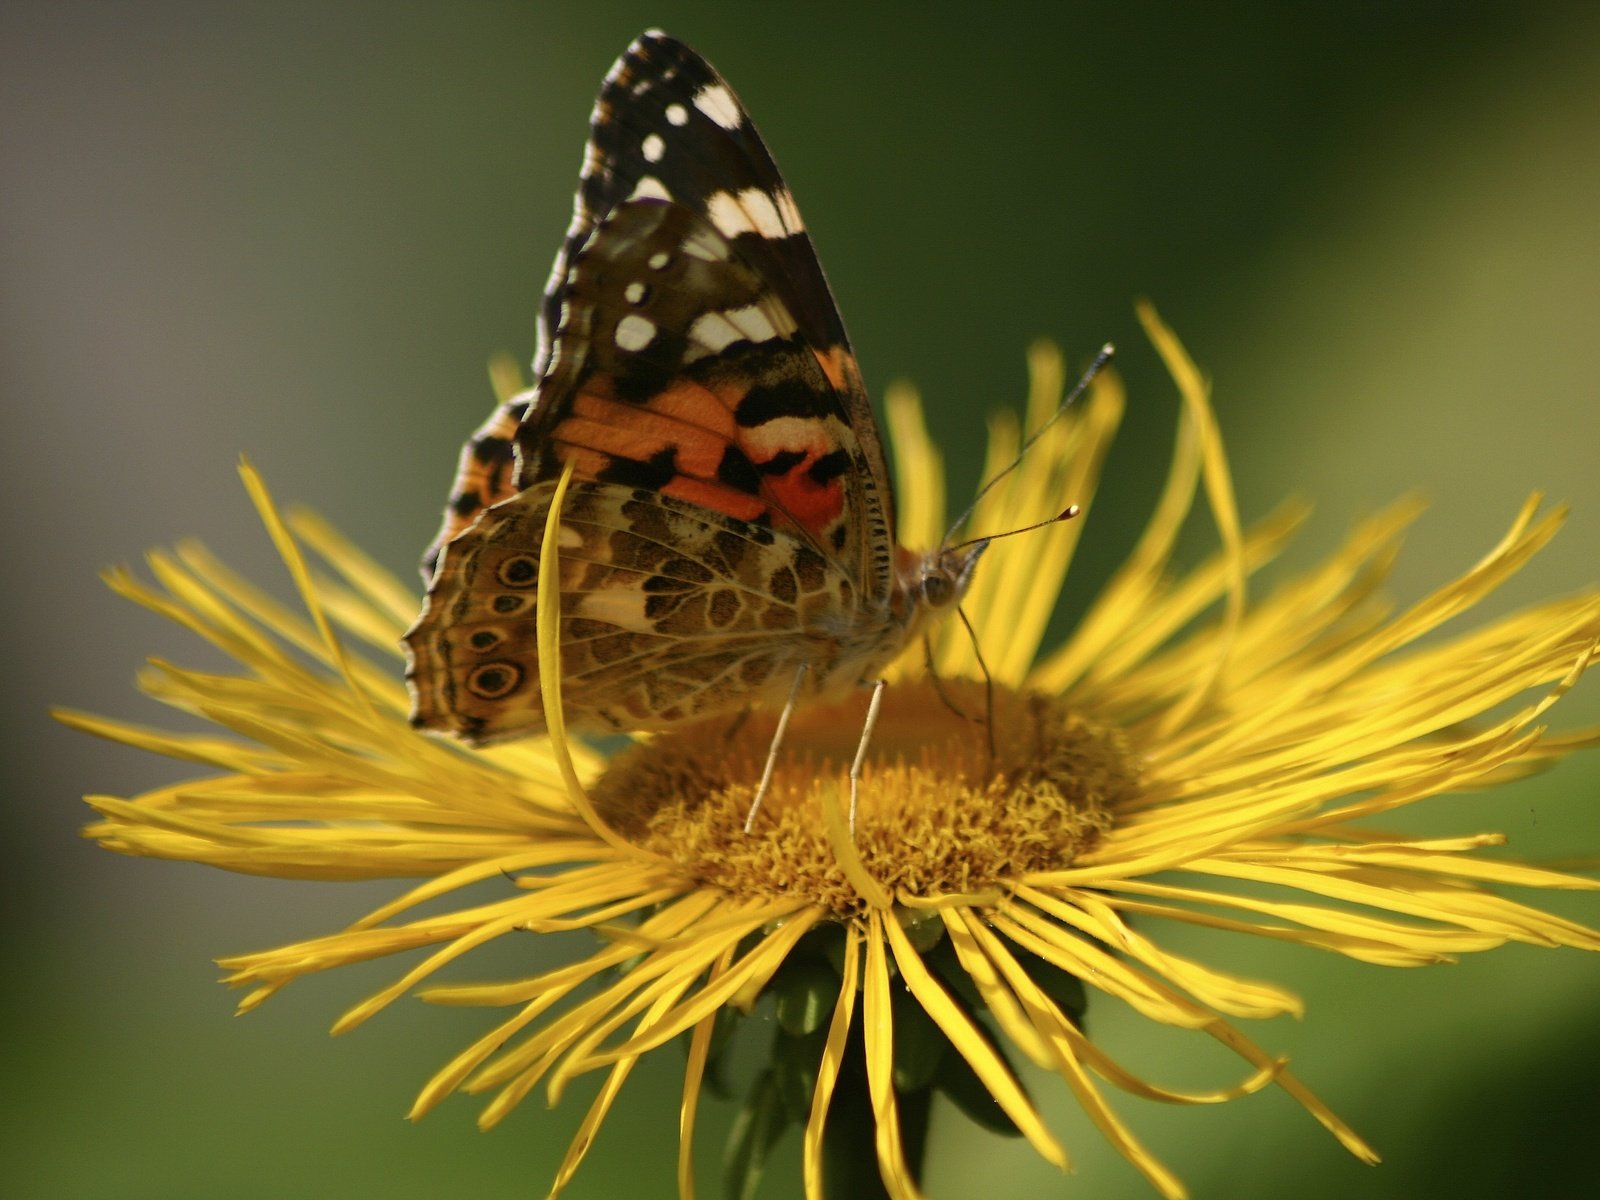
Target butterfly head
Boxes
[916,540,990,612]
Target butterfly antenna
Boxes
[955,605,997,766]
[945,504,1081,555]
[943,343,1114,546]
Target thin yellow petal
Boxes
[883,909,1068,1170]
[535,460,658,861]
[1088,882,1498,964]
[238,459,386,729]
[862,912,924,1200]
[412,983,582,1120]
[480,908,771,1098]
[575,908,822,1072]
[885,381,945,553]
[820,780,892,910]
[1137,303,1246,736]
[548,983,696,1196]
[1023,886,1303,1019]
[287,505,422,632]
[992,908,1211,1030]
[678,947,736,1200]
[803,924,861,1200]
[960,912,1189,1199]
[1031,394,1211,692]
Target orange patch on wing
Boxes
[543,373,846,540]
[661,475,768,522]
[563,390,734,480]
[812,345,851,394]
[730,414,847,540]
[558,444,613,481]
[455,451,511,506]
[430,402,526,552]
[435,510,476,549]
[763,458,845,538]
[556,414,664,463]
[645,379,739,435]
[579,371,619,402]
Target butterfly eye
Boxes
[921,569,956,609]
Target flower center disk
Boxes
[591,682,1136,915]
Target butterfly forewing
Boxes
[422,32,892,580]
[518,199,873,560]
[553,31,851,367]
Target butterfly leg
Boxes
[847,678,888,833]
[723,706,753,742]
[743,663,809,832]
[955,605,997,768]
[923,634,980,723]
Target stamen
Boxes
[592,682,1133,916]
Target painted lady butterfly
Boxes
[403,31,991,767]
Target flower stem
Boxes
[823,1027,932,1198]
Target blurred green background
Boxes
[6,2,1600,1197]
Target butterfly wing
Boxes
[407,32,905,743]
[549,31,852,370]
[422,31,893,586]
[405,478,854,742]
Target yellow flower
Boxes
[62,306,1600,1200]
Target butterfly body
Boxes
[404,32,985,746]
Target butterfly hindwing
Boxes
[405,479,853,743]
[420,396,529,579]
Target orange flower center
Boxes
[592,681,1137,915]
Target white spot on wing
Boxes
[628,175,671,202]
[615,314,656,351]
[706,191,754,238]
[624,281,646,304]
[724,304,782,342]
[688,304,792,356]
[647,251,671,270]
[773,188,805,233]
[665,103,689,126]
[642,133,665,163]
[706,189,790,240]
[558,524,583,550]
[693,83,742,130]
[682,226,730,262]
[739,189,786,239]
[688,311,744,354]
[576,587,650,629]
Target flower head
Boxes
[65,308,1600,1199]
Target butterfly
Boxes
[402,31,991,777]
